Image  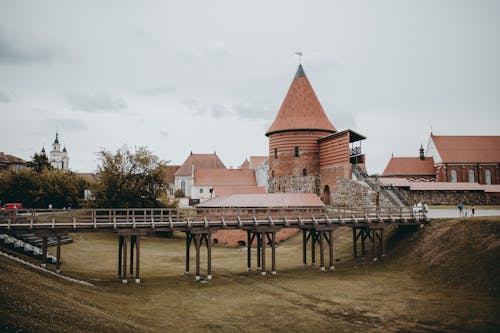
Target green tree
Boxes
[0,168,88,208]
[27,153,52,173]
[92,146,171,208]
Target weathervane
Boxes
[295,51,302,65]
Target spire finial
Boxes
[295,51,303,65]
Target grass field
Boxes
[1,218,499,332]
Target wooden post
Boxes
[41,236,48,268]
[371,230,376,260]
[129,235,135,276]
[207,233,213,280]
[135,235,140,283]
[353,228,357,257]
[271,231,276,275]
[319,231,325,271]
[361,230,366,256]
[195,234,201,281]
[247,231,251,272]
[122,235,128,283]
[329,229,334,270]
[118,235,123,278]
[381,229,385,257]
[311,231,316,265]
[302,229,307,266]
[55,235,61,273]
[261,232,266,275]
[257,232,261,271]
[185,232,191,274]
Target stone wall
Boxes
[396,188,500,205]
[330,178,397,208]
[269,175,320,195]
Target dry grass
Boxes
[1,218,500,333]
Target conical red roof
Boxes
[266,65,336,136]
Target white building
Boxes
[42,132,69,170]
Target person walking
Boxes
[458,202,463,217]
[472,205,475,217]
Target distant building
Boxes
[191,168,265,201]
[173,152,226,198]
[382,134,500,185]
[0,152,26,171]
[240,156,269,191]
[266,64,366,204]
[42,132,69,170]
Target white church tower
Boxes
[47,132,69,170]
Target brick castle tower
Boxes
[266,64,366,203]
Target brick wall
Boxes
[396,188,500,205]
[269,175,320,194]
[435,163,499,184]
[330,178,397,208]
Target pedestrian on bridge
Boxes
[458,202,463,217]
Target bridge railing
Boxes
[0,206,427,231]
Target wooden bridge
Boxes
[0,207,428,283]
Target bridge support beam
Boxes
[117,231,144,283]
[301,227,336,271]
[185,231,213,281]
[352,226,386,260]
[41,236,48,268]
[246,228,279,275]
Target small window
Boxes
[450,170,457,183]
[485,169,492,185]
[200,188,203,193]
[271,170,275,178]
[302,168,307,176]
[274,148,277,158]
[294,146,299,157]
[181,180,186,193]
[468,169,475,183]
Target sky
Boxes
[1,0,499,174]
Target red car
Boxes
[2,203,22,210]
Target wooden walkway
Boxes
[0,207,428,283]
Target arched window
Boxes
[180,180,186,193]
[468,169,475,183]
[450,169,457,182]
[485,169,492,185]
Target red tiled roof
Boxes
[409,182,484,191]
[213,186,266,196]
[240,159,250,169]
[483,185,500,193]
[163,165,181,183]
[379,178,492,191]
[194,168,257,186]
[265,65,336,136]
[175,153,226,177]
[0,152,26,164]
[382,157,435,176]
[197,193,325,208]
[432,135,500,163]
[249,156,267,169]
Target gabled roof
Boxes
[265,65,336,136]
[0,152,26,164]
[240,159,250,169]
[213,186,266,196]
[163,165,181,183]
[196,193,325,208]
[382,157,435,176]
[194,168,257,186]
[175,153,226,177]
[249,156,267,169]
[432,135,500,163]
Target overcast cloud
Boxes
[0,0,499,174]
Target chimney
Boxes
[419,145,425,160]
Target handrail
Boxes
[0,207,428,232]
